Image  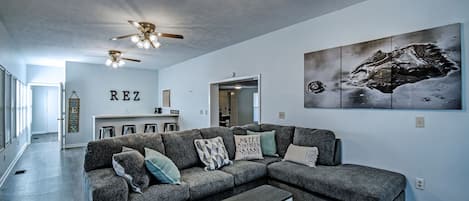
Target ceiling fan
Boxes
[111,20,184,49]
[105,50,141,68]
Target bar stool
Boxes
[163,123,179,132]
[122,125,137,135]
[144,123,158,133]
[99,126,115,139]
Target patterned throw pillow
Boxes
[145,148,181,184]
[283,144,318,167]
[234,135,263,160]
[194,137,232,171]
[112,147,150,193]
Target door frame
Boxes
[28,83,64,149]
[208,74,261,127]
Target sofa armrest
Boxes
[84,168,129,201]
[333,139,342,165]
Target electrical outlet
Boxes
[416,177,425,190]
[416,116,425,128]
[278,112,286,120]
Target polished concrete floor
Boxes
[0,142,86,201]
[31,133,58,143]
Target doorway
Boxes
[29,83,64,146]
[209,75,260,127]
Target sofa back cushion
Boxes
[293,127,336,166]
[260,124,295,157]
[199,127,236,159]
[84,133,165,172]
[162,129,203,169]
[231,123,262,135]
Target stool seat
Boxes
[163,122,178,132]
[99,126,115,139]
[122,125,136,135]
[144,123,158,133]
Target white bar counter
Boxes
[92,114,179,140]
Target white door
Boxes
[58,83,65,149]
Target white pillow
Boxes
[194,137,232,171]
[283,144,318,167]
[234,135,264,160]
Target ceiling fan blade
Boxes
[128,20,142,29]
[111,34,137,40]
[122,58,141,62]
[158,32,184,39]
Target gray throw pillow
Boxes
[112,148,150,193]
[194,137,232,171]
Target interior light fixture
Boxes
[234,86,242,90]
[130,33,161,49]
[105,50,141,68]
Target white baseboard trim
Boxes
[64,143,87,149]
[0,143,28,188]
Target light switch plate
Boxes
[278,112,286,120]
[416,116,425,128]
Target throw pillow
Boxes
[246,130,278,157]
[112,149,150,193]
[283,144,318,167]
[144,147,181,184]
[234,135,263,160]
[194,137,232,171]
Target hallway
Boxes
[0,142,85,201]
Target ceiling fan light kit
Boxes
[105,20,184,67]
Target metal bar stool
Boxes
[144,123,158,133]
[99,126,115,139]
[122,125,137,135]
[163,123,178,132]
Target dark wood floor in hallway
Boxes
[0,142,86,201]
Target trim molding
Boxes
[64,143,87,149]
[0,143,28,188]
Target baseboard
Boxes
[0,143,28,188]
[64,143,87,149]
[32,131,48,135]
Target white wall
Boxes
[27,64,65,84]
[0,20,28,182]
[65,62,159,145]
[158,0,469,200]
[31,86,58,134]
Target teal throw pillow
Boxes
[247,130,278,157]
[144,147,181,184]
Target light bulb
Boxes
[130,35,140,43]
[149,34,157,42]
[154,42,161,48]
[105,59,112,66]
[143,40,151,49]
[118,60,125,67]
[136,41,144,48]
[112,62,118,68]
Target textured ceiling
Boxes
[0,0,364,69]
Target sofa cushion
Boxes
[129,183,190,201]
[112,150,150,193]
[221,160,267,186]
[268,162,406,201]
[200,127,236,159]
[251,156,282,165]
[144,147,181,184]
[260,124,295,157]
[293,127,336,165]
[85,133,165,172]
[181,167,234,200]
[85,168,129,201]
[231,124,262,135]
[162,130,203,169]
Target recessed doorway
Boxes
[209,75,260,127]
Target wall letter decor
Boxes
[304,23,461,110]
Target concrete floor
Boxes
[31,133,58,143]
[0,142,86,201]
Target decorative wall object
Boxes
[163,89,171,107]
[68,91,80,133]
[304,23,461,110]
[110,90,141,101]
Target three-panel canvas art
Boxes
[304,23,462,109]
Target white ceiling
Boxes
[0,0,364,69]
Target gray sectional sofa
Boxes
[84,124,406,201]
